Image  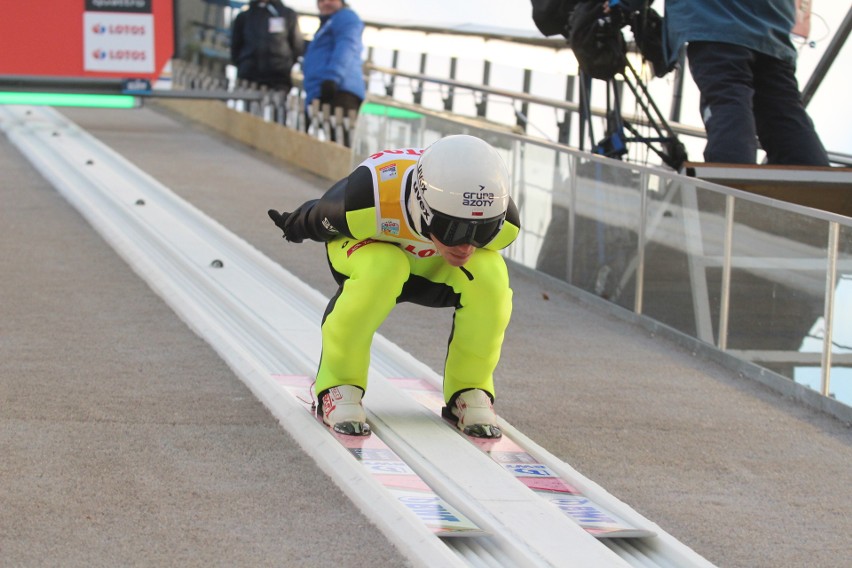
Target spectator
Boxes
[267,135,521,438]
[664,0,830,165]
[230,0,304,92]
[302,0,365,140]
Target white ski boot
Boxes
[443,389,502,438]
[319,385,370,436]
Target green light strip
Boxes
[0,92,138,109]
[361,102,422,119]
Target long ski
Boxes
[389,377,656,538]
[272,374,486,538]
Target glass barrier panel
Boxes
[511,142,574,275]
[829,224,852,406]
[794,223,852,407]
[639,178,729,341]
[727,197,829,387]
[352,100,852,411]
[569,159,642,310]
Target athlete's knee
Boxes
[349,243,411,292]
[467,250,511,295]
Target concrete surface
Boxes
[2,105,850,567]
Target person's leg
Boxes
[330,91,363,146]
[751,53,830,166]
[331,90,363,114]
[405,249,513,403]
[317,238,410,395]
[687,42,758,164]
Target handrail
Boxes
[353,97,852,418]
[365,62,708,140]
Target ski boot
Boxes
[319,385,371,436]
[443,389,502,438]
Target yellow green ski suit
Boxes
[282,147,521,403]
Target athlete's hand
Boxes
[268,209,303,243]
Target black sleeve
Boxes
[287,8,305,58]
[284,165,376,242]
[230,14,244,65]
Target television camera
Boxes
[532,0,687,170]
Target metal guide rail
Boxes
[0,104,715,568]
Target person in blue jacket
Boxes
[663,0,829,166]
[302,0,365,140]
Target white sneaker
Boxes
[445,389,502,438]
[320,385,370,436]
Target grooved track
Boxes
[0,105,714,568]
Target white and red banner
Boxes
[84,12,155,73]
[0,0,172,80]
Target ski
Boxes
[272,374,486,538]
[389,377,656,539]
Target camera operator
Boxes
[663,0,829,166]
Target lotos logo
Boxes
[92,23,107,34]
[369,148,423,161]
[108,24,147,35]
[92,49,108,60]
[108,50,147,60]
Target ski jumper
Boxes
[283,148,521,402]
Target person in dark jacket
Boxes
[230,0,304,91]
[664,0,829,165]
[302,0,365,117]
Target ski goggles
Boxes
[427,210,505,248]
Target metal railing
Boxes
[185,5,700,165]
[185,2,851,168]
[174,13,852,417]
[170,59,360,147]
[352,99,852,420]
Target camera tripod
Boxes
[577,50,687,170]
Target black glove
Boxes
[319,80,337,105]
[268,209,304,243]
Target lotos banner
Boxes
[0,0,173,80]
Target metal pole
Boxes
[413,52,427,105]
[802,6,851,107]
[635,171,648,315]
[443,57,457,112]
[820,222,840,397]
[567,154,577,285]
[386,50,399,97]
[558,75,575,145]
[669,51,686,123]
[517,69,532,131]
[477,61,491,117]
[718,194,734,351]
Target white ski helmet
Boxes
[410,135,511,247]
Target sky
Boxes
[285,0,851,157]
